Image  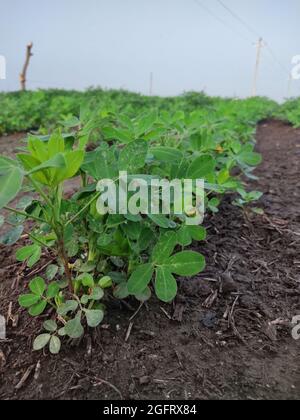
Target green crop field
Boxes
[0,89,296,353]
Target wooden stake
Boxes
[20,43,33,91]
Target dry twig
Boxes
[20,43,33,91]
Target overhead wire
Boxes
[193,0,253,45]
[216,0,291,77]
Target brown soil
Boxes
[0,121,299,400]
[0,133,26,157]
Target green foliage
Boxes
[0,89,279,136]
[274,97,300,127]
[0,90,268,355]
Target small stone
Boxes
[201,311,217,328]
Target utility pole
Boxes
[20,43,33,91]
[149,72,153,96]
[252,37,263,97]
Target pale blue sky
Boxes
[0,0,299,101]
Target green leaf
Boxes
[239,151,262,166]
[0,215,4,228]
[152,232,177,264]
[155,266,178,303]
[27,137,49,161]
[134,286,152,303]
[148,214,174,229]
[118,139,148,173]
[57,300,79,316]
[46,264,59,281]
[164,251,206,276]
[247,191,263,201]
[7,212,26,225]
[43,320,58,332]
[136,112,157,136]
[18,294,40,308]
[177,226,192,247]
[72,183,96,200]
[171,159,189,179]
[150,147,183,163]
[127,263,154,295]
[29,300,47,316]
[98,276,112,289]
[17,154,48,185]
[81,149,118,180]
[0,226,24,246]
[78,262,96,273]
[108,272,127,285]
[81,295,89,305]
[27,153,66,175]
[97,233,114,247]
[49,336,61,355]
[33,334,51,351]
[188,225,207,241]
[27,245,42,268]
[0,156,19,172]
[110,256,125,268]
[187,155,216,179]
[208,198,220,213]
[46,282,60,299]
[55,151,85,183]
[138,228,153,251]
[15,195,33,210]
[63,223,74,243]
[67,240,79,258]
[113,282,130,299]
[122,221,142,241]
[58,327,67,337]
[65,314,84,339]
[85,309,104,328]
[78,273,94,288]
[217,169,230,185]
[0,157,24,209]
[0,169,23,209]
[89,287,104,301]
[47,132,65,157]
[16,244,41,268]
[102,126,131,143]
[29,277,46,296]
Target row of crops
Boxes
[0,89,282,135]
[0,89,298,355]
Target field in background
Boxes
[0,89,289,135]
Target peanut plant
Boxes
[0,109,262,354]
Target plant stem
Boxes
[4,206,46,224]
[58,240,73,293]
[28,176,56,211]
[81,171,87,188]
[4,219,48,248]
[66,192,100,226]
[28,233,48,248]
